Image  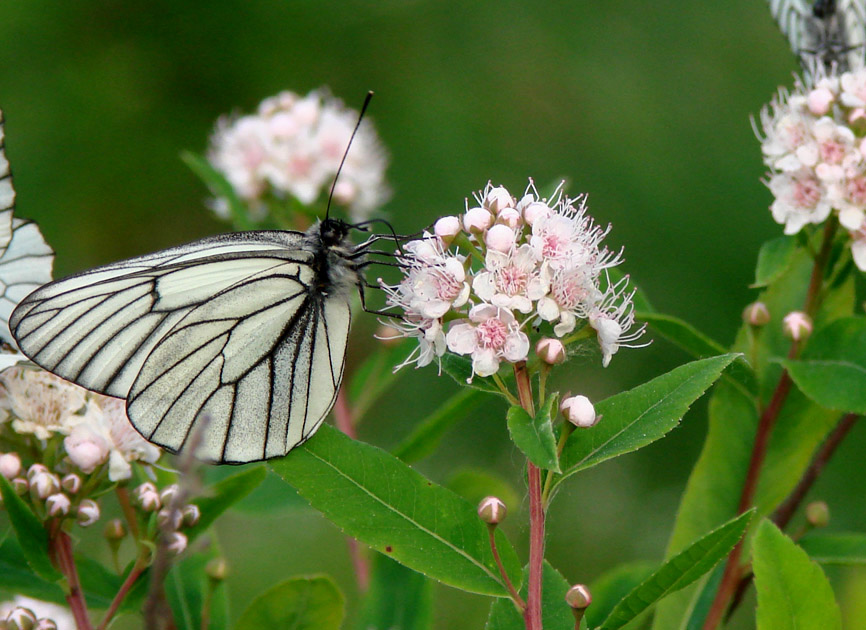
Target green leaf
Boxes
[599,511,752,630]
[355,553,433,630]
[800,533,866,565]
[586,562,655,629]
[393,388,485,464]
[165,550,229,630]
[186,465,267,542]
[0,537,64,604]
[753,235,798,288]
[557,354,737,484]
[271,424,522,597]
[181,151,254,230]
[781,316,866,415]
[441,354,510,398]
[653,251,854,629]
[486,561,575,630]
[753,520,842,630]
[235,575,343,630]
[0,474,61,582]
[506,394,560,472]
[445,468,520,515]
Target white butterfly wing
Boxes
[11,231,351,463]
[768,0,816,57]
[839,0,866,64]
[767,0,866,69]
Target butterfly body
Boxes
[10,218,360,463]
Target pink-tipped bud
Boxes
[0,452,21,480]
[158,508,183,531]
[462,207,493,233]
[536,338,566,365]
[561,395,598,428]
[45,493,71,517]
[12,477,28,495]
[77,499,101,527]
[166,532,188,556]
[521,201,551,226]
[104,518,127,542]
[743,302,770,327]
[135,482,161,511]
[783,311,813,342]
[26,464,49,481]
[485,224,515,253]
[181,504,201,528]
[497,206,522,229]
[5,607,36,630]
[61,474,81,494]
[477,496,507,525]
[159,484,181,506]
[808,87,834,115]
[206,557,229,582]
[433,216,461,244]
[30,472,60,500]
[484,186,514,214]
[806,501,830,528]
[34,620,58,630]
[566,583,592,625]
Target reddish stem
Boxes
[115,486,140,540]
[488,525,526,610]
[54,530,93,630]
[97,558,147,630]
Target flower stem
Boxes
[513,362,543,630]
[541,422,574,506]
[488,524,526,610]
[54,530,93,630]
[97,556,148,630]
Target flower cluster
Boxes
[380,181,645,378]
[207,88,390,223]
[759,66,866,269]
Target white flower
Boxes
[537,264,603,336]
[588,277,648,367]
[768,170,833,234]
[473,245,548,314]
[848,218,866,271]
[386,317,447,371]
[0,367,87,438]
[840,67,866,108]
[446,305,529,378]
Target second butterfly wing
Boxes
[10,230,351,463]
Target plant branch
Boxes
[98,556,148,630]
[54,529,93,630]
[488,525,526,610]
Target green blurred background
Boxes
[2,1,866,627]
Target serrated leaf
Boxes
[165,550,229,630]
[557,354,737,484]
[235,576,343,630]
[599,511,752,630]
[781,316,866,415]
[0,474,61,582]
[271,423,522,597]
[393,388,485,464]
[445,468,520,515]
[753,520,842,630]
[441,354,509,397]
[486,561,575,630]
[355,553,433,630]
[753,235,798,288]
[506,395,560,472]
[181,151,254,230]
[186,465,267,542]
[800,533,866,565]
[586,562,655,629]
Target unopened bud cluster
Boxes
[134,482,199,555]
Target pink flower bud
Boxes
[521,201,551,226]
[30,472,60,499]
[742,302,770,327]
[5,607,37,630]
[61,474,81,494]
[783,311,812,342]
[0,452,22,480]
[484,186,514,214]
[485,224,515,252]
[166,532,188,555]
[104,518,127,541]
[565,583,592,609]
[26,464,49,481]
[497,206,522,229]
[536,338,566,365]
[158,508,183,530]
[45,493,71,517]
[35,619,58,630]
[182,504,201,528]
[462,207,493,232]
[77,499,101,527]
[135,482,161,512]
[805,501,829,528]
[433,216,461,243]
[561,395,598,428]
[206,557,229,581]
[160,484,181,506]
[807,87,834,115]
[64,426,109,474]
[477,496,507,525]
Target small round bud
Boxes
[77,499,101,527]
[805,501,830,528]
[0,452,22,479]
[565,583,592,610]
[158,508,183,530]
[30,472,60,500]
[496,207,522,229]
[433,216,461,244]
[808,87,834,116]
[166,532,188,555]
[743,302,770,327]
[26,464,49,481]
[477,496,507,525]
[783,311,813,342]
[134,482,161,512]
[181,504,201,528]
[536,338,566,365]
[485,224,516,253]
[462,207,493,233]
[206,557,229,582]
[61,474,81,494]
[5,607,36,630]
[483,186,514,214]
[34,619,57,630]
[45,493,71,517]
[521,200,551,226]
[104,518,127,542]
[12,477,28,495]
[561,395,599,428]
[159,484,181,506]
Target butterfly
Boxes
[766,0,866,70]
[8,96,392,464]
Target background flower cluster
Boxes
[381,181,645,378]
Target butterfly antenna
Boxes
[325,90,374,221]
